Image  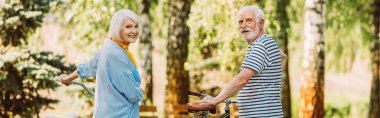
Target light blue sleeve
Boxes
[77,51,100,79]
[104,52,143,103]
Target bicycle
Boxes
[60,81,144,106]
[187,91,237,118]
[45,80,95,118]
[46,80,146,118]
[71,81,95,96]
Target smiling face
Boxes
[119,18,139,43]
[238,10,261,42]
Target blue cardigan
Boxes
[77,39,142,118]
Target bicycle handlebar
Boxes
[187,91,238,117]
[55,77,145,106]
[188,91,202,96]
[188,91,208,97]
[188,91,238,103]
[54,77,95,96]
[72,81,95,96]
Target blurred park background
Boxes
[1,0,379,118]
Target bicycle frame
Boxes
[67,82,240,117]
[72,81,94,96]
[70,81,145,106]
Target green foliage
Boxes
[0,0,60,46]
[260,0,290,47]
[281,0,374,73]
[0,0,77,117]
[325,0,373,72]
[324,102,369,118]
[325,104,352,118]
[0,46,75,117]
[291,96,369,118]
[187,0,254,94]
[151,0,168,42]
[50,0,138,62]
[188,0,252,72]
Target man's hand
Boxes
[55,74,73,86]
[202,96,218,105]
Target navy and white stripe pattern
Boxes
[237,34,283,117]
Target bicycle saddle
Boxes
[187,102,216,114]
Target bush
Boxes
[325,104,351,118]
[0,46,75,117]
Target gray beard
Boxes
[243,28,259,41]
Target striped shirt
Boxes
[237,34,283,117]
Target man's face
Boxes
[238,10,260,41]
[119,18,139,43]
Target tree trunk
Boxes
[298,0,325,118]
[166,0,192,109]
[275,0,291,117]
[138,0,154,105]
[369,0,380,118]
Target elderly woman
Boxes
[56,9,143,117]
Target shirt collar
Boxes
[111,37,129,50]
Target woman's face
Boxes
[119,18,139,43]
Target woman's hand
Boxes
[56,74,73,86]
[55,70,79,86]
[280,51,288,70]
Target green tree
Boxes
[287,0,373,117]
[369,0,380,117]
[321,0,373,117]
[0,47,75,117]
[0,0,59,46]
[325,0,372,72]
[0,1,75,117]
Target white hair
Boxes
[237,5,265,22]
[108,9,140,40]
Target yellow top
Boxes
[111,38,137,67]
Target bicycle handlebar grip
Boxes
[188,91,202,97]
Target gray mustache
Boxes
[241,29,251,32]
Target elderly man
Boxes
[202,5,285,117]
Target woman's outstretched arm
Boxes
[56,51,100,85]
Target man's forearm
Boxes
[211,68,254,105]
[214,77,246,104]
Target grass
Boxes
[290,96,369,118]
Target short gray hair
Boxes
[108,9,140,40]
[237,5,265,22]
